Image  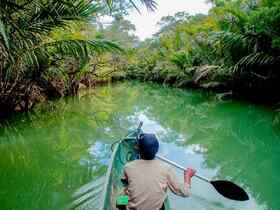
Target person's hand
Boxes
[185,168,196,178]
[184,168,196,186]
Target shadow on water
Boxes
[0,81,280,210]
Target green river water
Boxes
[0,81,280,210]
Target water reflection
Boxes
[0,81,279,210]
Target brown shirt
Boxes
[124,159,190,210]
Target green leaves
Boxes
[0,0,124,77]
[137,0,157,11]
[234,52,280,73]
[23,1,102,36]
[106,0,113,9]
[46,39,123,57]
[124,0,280,100]
[0,20,10,49]
[0,0,129,110]
[103,0,157,12]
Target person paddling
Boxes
[122,133,196,210]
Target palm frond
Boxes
[0,0,25,14]
[23,1,102,36]
[139,0,157,10]
[211,31,254,53]
[0,20,10,49]
[104,0,157,12]
[18,39,122,71]
[209,31,256,64]
[105,0,113,9]
[234,52,280,73]
[46,39,123,56]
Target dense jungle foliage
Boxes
[1,0,280,118]
[121,0,280,103]
[0,0,154,118]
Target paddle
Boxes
[156,155,249,201]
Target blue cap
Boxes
[138,133,159,160]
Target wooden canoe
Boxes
[100,124,171,210]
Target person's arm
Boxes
[167,167,196,197]
[122,168,129,195]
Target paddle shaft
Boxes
[156,155,209,183]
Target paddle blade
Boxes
[210,180,249,201]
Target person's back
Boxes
[124,159,176,210]
[123,133,196,210]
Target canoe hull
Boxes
[100,128,171,210]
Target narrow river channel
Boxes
[0,81,279,210]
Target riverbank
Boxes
[2,72,280,124]
[115,65,280,106]
[0,75,114,120]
